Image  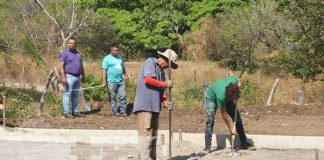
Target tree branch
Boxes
[34,0,61,29]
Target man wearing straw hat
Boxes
[133,49,178,160]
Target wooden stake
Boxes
[2,96,6,127]
[160,134,165,145]
[315,149,318,160]
[179,129,182,141]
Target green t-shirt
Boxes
[206,76,239,108]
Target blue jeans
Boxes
[62,74,81,114]
[107,81,127,113]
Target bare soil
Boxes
[12,103,324,136]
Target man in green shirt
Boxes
[204,74,254,153]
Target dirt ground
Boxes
[12,103,324,136]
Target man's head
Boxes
[157,49,178,69]
[226,83,240,101]
[110,44,119,56]
[67,37,77,50]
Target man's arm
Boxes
[220,107,236,135]
[102,69,107,86]
[81,64,85,83]
[122,65,127,80]
[59,61,67,85]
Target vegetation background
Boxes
[0,0,323,119]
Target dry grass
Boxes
[0,54,323,106]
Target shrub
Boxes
[6,92,35,119]
[83,74,107,102]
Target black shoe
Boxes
[112,112,120,116]
[64,114,74,118]
[120,113,127,117]
[203,147,211,153]
[241,142,256,150]
[73,112,85,117]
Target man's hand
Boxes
[165,80,173,88]
[102,81,107,87]
[230,127,237,135]
[61,78,67,85]
[123,74,128,80]
[162,100,168,108]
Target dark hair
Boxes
[111,44,119,49]
[226,83,240,101]
[68,37,77,41]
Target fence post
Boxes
[298,90,305,105]
[266,79,280,106]
[2,96,6,127]
[193,70,197,83]
[203,80,209,109]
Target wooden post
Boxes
[2,96,6,127]
[160,134,165,145]
[314,149,318,160]
[298,90,305,105]
[20,65,24,88]
[266,79,280,106]
[179,129,182,141]
[193,70,197,83]
[258,70,261,87]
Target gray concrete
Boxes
[1,128,323,151]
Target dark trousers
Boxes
[205,100,247,148]
[225,100,247,145]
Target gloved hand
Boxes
[165,80,173,88]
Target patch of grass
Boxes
[6,92,36,119]
[176,82,203,109]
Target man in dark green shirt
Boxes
[204,74,254,153]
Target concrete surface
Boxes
[0,127,323,160]
[0,128,323,151]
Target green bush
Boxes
[44,92,63,117]
[239,79,260,105]
[177,82,203,108]
[125,74,137,103]
[6,92,35,119]
[83,74,107,102]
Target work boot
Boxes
[120,113,127,117]
[112,112,120,117]
[241,142,256,150]
[73,112,85,117]
[203,147,211,153]
[64,114,74,118]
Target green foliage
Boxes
[79,12,117,58]
[6,92,35,119]
[177,82,203,108]
[188,0,247,29]
[21,35,48,71]
[239,80,258,105]
[273,0,324,82]
[42,92,63,117]
[204,6,261,73]
[125,74,137,103]
[83,74,107,102]
[91,0,247,57]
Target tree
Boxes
[271,0,324,82]
[34,0,93,48]
[81,0,248,57]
